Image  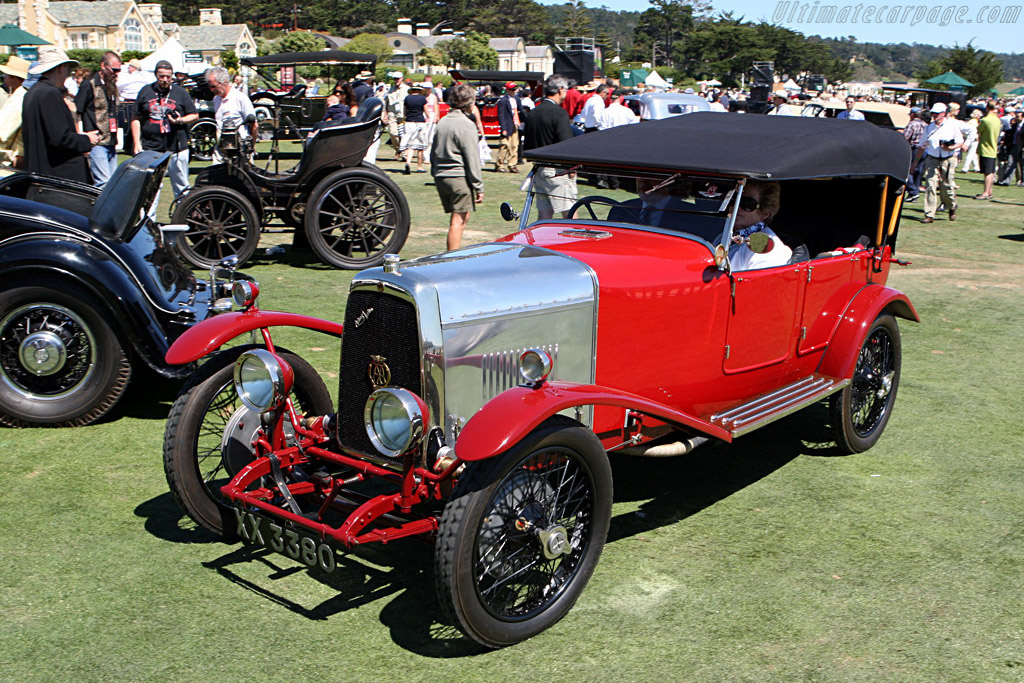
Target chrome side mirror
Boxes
[499,202,520,222]
[714,244,731,273]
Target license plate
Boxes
[234,507,337,573]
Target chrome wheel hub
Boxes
[19,330,66,376]
[538,525,569,560]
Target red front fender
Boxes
[455,381,732,462]
[817,284,918,381]
[166,310,344,365]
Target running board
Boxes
[710,374,849,438]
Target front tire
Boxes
[830,314,902,453]
[304,168,410,269]
[171,186,261,269]
[0,285,130,427]
[188,119,218,161]
[163,346,332,536]
[435,418,612,647]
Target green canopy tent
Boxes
[1007,86,1024,96]
[619,68,649,88]
[0,23,51,46]
[922,71,974,88]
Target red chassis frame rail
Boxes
[220,417,463,548]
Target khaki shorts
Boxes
[436,176,475,213]
[533,166,578,215]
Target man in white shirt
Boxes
[597,89,638,130]
[206,66,255,161]
[837,96,865,120]
[768,92,798,116]
[920,102,964,223]
[581,84,607,132]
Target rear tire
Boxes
[829,314,902,453]
[163,346,332,537]
[304,168,410,269]
[188,119,219,161]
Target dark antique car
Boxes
[170,96,409,270]
[161,114,916,647]
[0,152,254,427]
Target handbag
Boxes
[477,138,493,163]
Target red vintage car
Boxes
[161,114,915,648]
[442,70,544,136]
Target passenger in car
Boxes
[728,180,792,271]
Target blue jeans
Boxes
[149,148,191,221]
[89,145,118,188]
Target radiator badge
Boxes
[354,307,374,328]
[368,355,391,389]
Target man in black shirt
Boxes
[523,75,576,218]
[132,60,198,215]
[22,47,97,183]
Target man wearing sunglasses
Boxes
[75,51,122,187]
[728,180,791,271]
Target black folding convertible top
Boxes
[449,70,545,84]
[525,112,911,181]
[242,50,377,67]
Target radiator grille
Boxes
[337,289,422,456]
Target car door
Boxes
[723,263,805,374]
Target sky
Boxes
[546,0,1023,54]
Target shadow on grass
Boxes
[133,406,843,658]
[997,233,1024,242]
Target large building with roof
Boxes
[8,0,253,67]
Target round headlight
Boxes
[231,280,260,309]
[519,348,553,385]
[233,349,293,413]
[364,387,427,457]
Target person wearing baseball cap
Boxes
[22,46,97,183]
[919,100,963,222]
[495,81,520,172]
[0,56,31,167]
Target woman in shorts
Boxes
[430,83,484,250]
[400,83,430,174]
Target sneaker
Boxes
[921,217,934,223]
[905,194,919,203]
[496,167,509,173]
[973,194,992,200]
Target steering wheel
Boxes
[567,195,629,221]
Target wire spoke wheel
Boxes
[830,314,902,454]
[163,346,332,536]
[304,169,410,269]
[171,186,261,269]
[189,120,219,161]
[0,286,130,427]
[436,418,612,647]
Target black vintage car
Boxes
[0,152,254,427]
[171,97,410,270]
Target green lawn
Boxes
[1,152,1022,681]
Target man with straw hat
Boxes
[22,47,98,183]
[0,56,31,168]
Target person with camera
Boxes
[132,60,198,215]
[920,102,963,224]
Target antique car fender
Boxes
[817,283,919,381]
[165,309,344,365]
[189,164,265,217]
[0,235,194,378]
[454,381,733,462]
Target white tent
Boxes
[138,38,208,75]
[700,78,722,87]
[782,78,801,91]
[645,69,669,90]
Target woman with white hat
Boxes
[22,46,99,183]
